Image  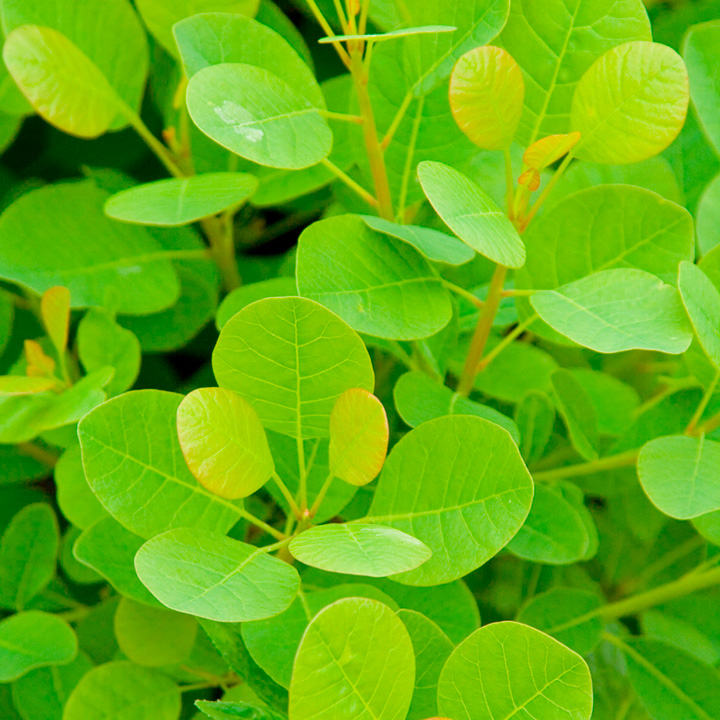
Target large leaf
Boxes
[678,261,720,368]
[0,503,58,610]
[212,297,374,439]
[187,63,331,170]
[63,661,181,720]
[138,0,259,57]
[0,612,77,682]
[177,387,275,499]
[530,268,693,354]
[614,636,720,720]
[135,527,300,622]
[638,435,720,519]
[418,161,525,268]
[1,0,148,128]
[289,598,415,720]
[437,621,593,720]
[297,215,452,340]
[289,523,431,577]
[3,26,120,138]
[0,182,180,315]
[366,415,533,585]
[517,185,694,290]
[683,20,720,155]
[571,41,689,164]
[78,390,243,539]
[105,173,258,226]
[500,0,651,145]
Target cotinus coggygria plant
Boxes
[0,0,719,718]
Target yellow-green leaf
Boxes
[177,387,274,499]
[329,389,388,487]
[449,46,524,150]
[41,286,70,356]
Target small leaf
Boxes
[418,161,526,268]
[196,700,286,720]
[329,388,388,487]
[551,369,599,461]
[678,261,720,368]
[289,523,431,577]
[3,26,120,138]
[289,598,415,720]
[105,173,258,226]
[571,41,689,164]
[0,611,77,682]
[530,268,692,354]
[63,661,181,720]
[177,387,275,499]
[638,435,720,519]
[212,297,374,439]
[40,286,70,356]
[449,46,524,149]
[0,376,56,395]
[113,598,197,667]
[187,63,331,170]
[135,527,300,622]
[437,621,593,720]
[514,391,555,464]
[523,132,581,171]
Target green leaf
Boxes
[135,527,300,621]
[571,41,689,164]
[397,609,453,720]
[289,598,415,720]
[393,370,520,443]
[329,389,388,487]
[63,661,181,720]
[3,26,121,138]
[296,215,453,340]
[638,435,720,519]
[437,621,593,720]
[216,278,297,330]
[0,503,58,610]
[242,583,400,688]
[212,297,374,438]
[449,45,524,149]
[508,484,592,565]
[514,391,555,464]
[418,161,526,268]
[79,390,243,539]
[366,415,533,585]
[516,588,603,656]
[500,0,651,145]
[1,0,148,128]
[10,652,93,720]
[613,636,720,720]
[551,369,599,461]
[138,0,260,57]
[0,182,180,315]
[73,517,160,607]
[113,598,197,667]
[683,20,720,155]
[517,185,694,290]
[0,611,77,682]
[679,261,720,368]
[55,445,107,531]
[187,63,331,170]
[105,173,258,226]
[0,376,56,396]
[289,523,431,577]
[196,700,286,720]
[530,268,693,354]
[697,173,720,255]
[77,308,141,396]
[361,215,475,266]
[177,387,275,499]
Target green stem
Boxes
[202,214,241,291]
[18,441,59,468]
[321,158,378,208]
[239,508,285,541]
[477,314,536,373]
[456,265,507,396]
[309,473,335,517]
[518,153,573,231]
[320,110,363,124]
[381,90,413,151]
[297,435,308,512]
[273,473,302,519]
[120,104,184,178]
[441,280,484,308]
[397,93,424,221]
[686,370,720,435]
[305,0,351,66]
[532,449,639,483]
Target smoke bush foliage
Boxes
[1,0,720,718]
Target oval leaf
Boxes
[177,387,274,499]
[571,41,689,164]
[135,527,300,622]
[329,388,388,487]
[678,261,720,368]
[289,523,431,577]
[449,45,524,149]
